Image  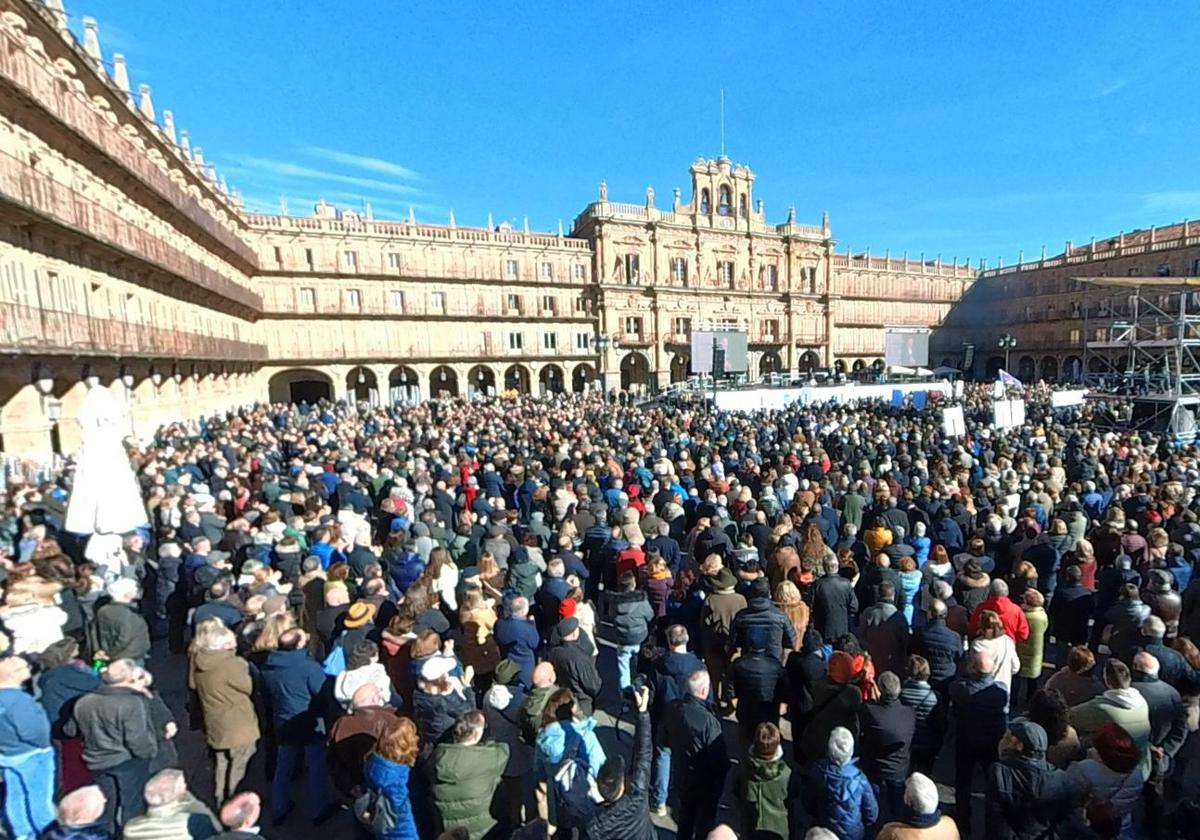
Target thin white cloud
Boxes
[224,156,423,197]
[1140,191,1200,214]
[303,147,420,181]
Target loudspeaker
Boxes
[713,348,726,376]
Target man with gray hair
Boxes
[804,727,878,839]
[875,772,957,838]
[65,659,158,832]
[858,671,915,823]
[121,769,219,840]
[658,669,728,839]
[42,784,107,839]
[93,578,151,665]
[811,552,857,640]
[1132,650,1188,795]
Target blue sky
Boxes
[74,1,1200,264]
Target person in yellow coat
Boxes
[1014,590,1049,711]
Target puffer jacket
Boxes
[731,596,798,659]
[429,741,509,838]
[534,718,606,784]
[364,753,419,840]
[986,754,1074,839]
[388,552,425,596]
[609,590,654,646]
[804,758,879,840]
[912,619,963,690]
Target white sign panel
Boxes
[993,399,1026,429]
[1050,389,1088,408]
[942,406,966,437]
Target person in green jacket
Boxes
[1069,658,1153,779]
[1014,590,1048,711]
[519,662,557,745]
[430,709,510,839]
[735,722,795,840]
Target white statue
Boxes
[64,385,148,535]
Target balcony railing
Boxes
[0,150,261,311]
[244,213,591,251]
[0,305,266,361]
[617,331,655,346]
[0,23,257,267]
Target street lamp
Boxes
[33,364,54,397]
[81,364,101,389]
[998,334,1017,371]
[120,365,135,389]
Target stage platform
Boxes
[711,379,952,412]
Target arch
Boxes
[700,188,711,215]
[346,366,379,404]
[1115,354,1130,373]
[1063,355,1083,384]
[1087,355,1107,373]
[852,359,866,372]
[620,351,650,391]
[985,356,1005,379]
[468,365,496,398]
[538,364,564,395]
[1039,356,1058,382]
[429,365,458,399]
[834,359,847,374]
[718,185,732,216]
[872,358,885,371]
[758,350,783,378]
[388,365,420,404]
[571,364,596,393]
[504,364,530,394]
[1017,355,1036,382]
[798,350,820,374]
[670,353,691,383]
[268,368,334,405]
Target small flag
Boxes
[998,369,1022,388]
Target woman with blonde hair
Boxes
[458,586,500,683]
[0,568,66,656]
[773,581,809,655]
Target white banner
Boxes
[993,399,1026,429]
[1050,389,1088,408]
[942,406,966,437]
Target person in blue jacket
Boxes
[0,656,56,839]
[803,726,879,840]
[363,717,420,840]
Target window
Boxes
[1069,328,1082,344]
[273,246,282,267]
[1192,258,1200,275]
[343,250,358,269]
[305,248,314,269]
[507,332,524,351]
[718,185,732,216]
[764,264,778,290]
[763,319,779,340]
[542,295,556,314]
[673,317,691,336]
[388,252,401,269]
[624,254,640,284]
[506,293,522,313]
[801,266,817,292]
[299,287,315,308]
[543,333,558,350]
[389,290,404,310]
[700,189,711,215]
[576,332,591,350]
[541,262,553,279]
[719,260,735,287]
[345,289,361,310]
[624,316,643,336]
[505,259,519,277]
[574,263,587,280]
[739,193,748,219]
[431,291,446,311]
[671,257,688,285]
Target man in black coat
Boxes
[657,668,729,840]
[1140,616,1200,695]
[1048,564,1094,647]
[950,650,1010,836]
[986,720,1073,840]
[912,600,963,696]
[585,686,655,840]
[545,618,602,716]
[1133,650,1188,830]
[649,625,703,815]
[731,577,796,660]
[858,671,916,824]
[811,556,858,641]
[730,633,789,748]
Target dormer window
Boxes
[700,189,711,215]
[718,185,732,216]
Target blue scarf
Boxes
[902,805,941,829]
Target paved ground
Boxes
[153,628,985,839]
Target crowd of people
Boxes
[0,384,1199,839]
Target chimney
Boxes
[137,84,155,122]
[161,109,177,144]
[787,205,795,224]
[673,187,681,211]
[219,175,229,195]
[111,54,131,100]
[82,17,102,65]
[448,209,456,229]
[193,146,204,167]
[45,0,68,33]
[408,206,416,225]
[179,130,191,159]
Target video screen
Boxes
[691,330,749,373]
[884,330,929,366]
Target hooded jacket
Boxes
[190,647,259,750]
[735,747,794,840]
[1069,687,1153,777]
[609,589,654,646]
[429,740,509,838]
[986,752,1074,840]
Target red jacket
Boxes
[968,595,1030,643]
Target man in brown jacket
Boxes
[700,566,746,710]
[326,683,398,800]
[190,625,259,804]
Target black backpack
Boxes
[353,786,398,836]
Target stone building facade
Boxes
[0,0,974,460]
[932,223,1200,384]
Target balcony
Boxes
[0,151,261,312]
[617,331,655,347]
[0,304,266,362]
